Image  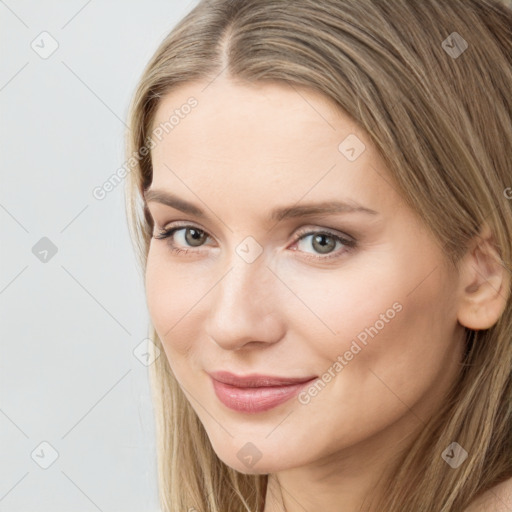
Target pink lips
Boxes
[209,371,317,414]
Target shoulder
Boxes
[464,476,512,512]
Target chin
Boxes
[212,445,296,475]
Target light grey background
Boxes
[0,1,199,510]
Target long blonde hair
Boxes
[124,1,512,510]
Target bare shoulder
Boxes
[463,476,512,512]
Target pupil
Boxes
[186,228,205,246]
[313,234,335,254]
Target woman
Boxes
[124,0,512,510]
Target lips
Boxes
[208,371,318,413]
[208,371,317,388]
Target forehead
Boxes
[149,77,401,217]
[151,78,363,159]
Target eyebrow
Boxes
[143,189,379,222]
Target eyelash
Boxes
[153,222,357,262]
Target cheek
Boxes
[283,255,458,388]
[145,247,220,362]
[306,265,460,428]
[145,249,171,333]
[362,273,461,392]
[275,260,402,350]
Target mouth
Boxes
[208,371,318,413]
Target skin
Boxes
[465,478,512,512]
[143,75,509,512]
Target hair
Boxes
[123,0,512,510]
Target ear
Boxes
[457,223,510,330]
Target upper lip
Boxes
[208,371,317,388]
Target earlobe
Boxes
[456,223,510,331]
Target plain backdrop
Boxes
[0,1,200,510]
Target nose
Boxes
[205,256,286,351]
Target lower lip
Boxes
[211,377,316,413]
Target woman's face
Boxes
[144,76,467,474]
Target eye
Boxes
[291,228,356,261]
[153,223,357,261]
[153,224,211,255]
